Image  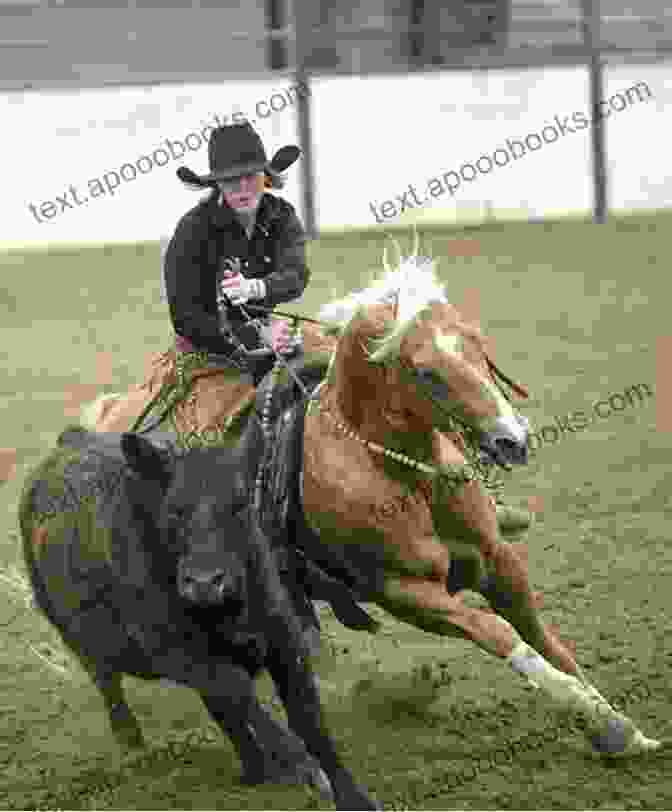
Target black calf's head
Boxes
[121,433,253,619]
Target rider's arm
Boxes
[257,205,310,307]
[164,217,249,354]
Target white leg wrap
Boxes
[507,641,616,720]
[506,642,661,756]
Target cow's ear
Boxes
[121,433,173,488]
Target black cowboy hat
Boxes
[176,121,300,189]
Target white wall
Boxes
[1,62,669,250]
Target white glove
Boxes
[219,273,267,305]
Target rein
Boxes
[242,303,327,327]
[247,303,531,404]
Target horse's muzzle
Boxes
[478,435,529,468]
[491,437,529,466]
[479,413,530,468]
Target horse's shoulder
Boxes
[303,428,432,534]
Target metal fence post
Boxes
[265,0,288,69]
[582,0,608,223]
[293,0,318,238]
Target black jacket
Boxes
[164,191,309,355]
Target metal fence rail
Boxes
[287,0,669,235]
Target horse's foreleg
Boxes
[436,477,577,675]
[485,540,579,674]
[377,576,661,756]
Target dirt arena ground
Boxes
[1,214,670,809]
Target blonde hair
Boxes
[264,170,285,190]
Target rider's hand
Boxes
[219,273,267,305]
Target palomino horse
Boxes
[240,249,662,759]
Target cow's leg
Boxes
[265,620,379,809]
[202,692,331,796]
[134,619,329,792]
[77,654,145,749]
[274,548,324,657]
[128,599,373,806]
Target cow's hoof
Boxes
[110,705,145,750]
[242,757,333,799]
[295,761,333,800]
[335,785,382,810]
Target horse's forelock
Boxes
[318,251,445,335]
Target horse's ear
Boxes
[121,433,173,489]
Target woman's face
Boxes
[218,173,265,212]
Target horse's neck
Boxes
[323,381,436,473]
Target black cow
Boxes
[18,426,378,810]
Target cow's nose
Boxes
[179,569,241,609]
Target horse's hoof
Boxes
[591,716,661,758]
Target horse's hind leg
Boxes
[76,653,145,749]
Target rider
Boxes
[164,121,304,380]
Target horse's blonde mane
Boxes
[317,240,448,363]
